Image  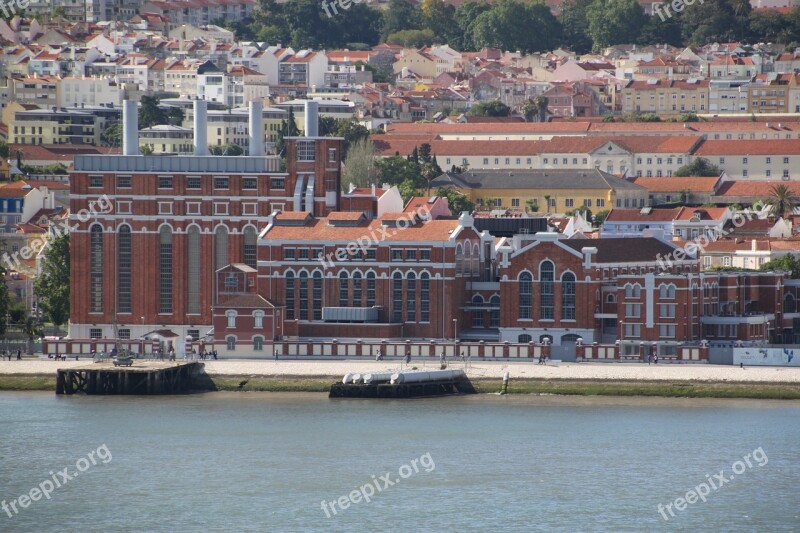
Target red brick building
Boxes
[69,100,342,342]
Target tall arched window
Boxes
[472,243,480,278]
[299,272,308,320]
[159,226,173,313]
[285,271,295,320]
[455,243,463,276]
[392,272,403,322]
[407,272,416,322]
[187,226,200,314]
[464,244,472,276]
[253,336,263,351]
[339,271,349,307]
[472,295,484,328]
[353,271,362,306]
[366,272,376,307]
[117,225,131,313]
[420,272,430,322]
[562,272,576,320]
[490,295,500,328]
[90,224,103,312]
[243,226,257,268]
[785,293,796,314]
[215,226,228,270]
[254,311,263,328]
[519,272,532,320]
[313,271,322,320]
[540,261,554,320]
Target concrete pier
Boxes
[55,362,201,395]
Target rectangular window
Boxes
[284,248,295,260]
[583,199,592,207]
[511,199,520,207]
[420,249,430,261]
[624,324,641,338]
[299,248,309,260]
[89,175,103,188]
[366,249,376,260]
[159,176,173,188]
[565,199,574,208]
[118,329,131,340]
[659,304,676,319]
[328,148,337,163]
[271,178,285,190]
[297,140,315,161]
[214,177,229,189]
[89,328,102,339]
[407,249,416,260]
[597,199,605,207]
[242,178,257,190]
[187,176,201,189]
[659,324,676,338]
[117,175,131,188]
[391,249,402,261]
[625,303,641,318]
[392,276,402,322]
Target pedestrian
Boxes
[648,354,652,365]
[654,354,659,364]
[439,351,446,369]
[405,349,411,365]
[16,349,21,360]
[375,348,383,361]
[212,349,217,360]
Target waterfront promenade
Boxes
[2,359,800,384]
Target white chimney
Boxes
[122,99,138,156]
[304,100,319,137]
[248,100,263,156]
[193,99,208,155]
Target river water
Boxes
[1,392,798,532]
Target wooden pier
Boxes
[55,362,201,395]
[329,376,477,399]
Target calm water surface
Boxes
[1,392,798,532]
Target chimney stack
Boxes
[304,99,319,137]
[122,99,138,156]
[193,99,208,155]
[248,100,263,156]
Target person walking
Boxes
[16,349,21,360]
[405,349,411,365]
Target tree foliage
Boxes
[467,100,511,117]
[764,184,800,218]
[674,158,721,177]
[138,96,169,129]
[342,138,377,190]
[586,0,646,52]
[435,187,475,214]
[760,255,800,278]
[34,233,70,328]
[470,0,561,54]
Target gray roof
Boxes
[431,169,646,192]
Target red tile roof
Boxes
[694,139,800,156]
[630,176,720,193]
[715,181,800,197]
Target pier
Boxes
[55,362,201,395]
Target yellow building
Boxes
[431,169,649,214]
[621,78,710,115]
[6,104,99,145]
[139,125,193,154]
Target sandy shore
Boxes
[2,359,800,384]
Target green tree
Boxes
[342,138,377,190]
[586,0,646,51]
[167,106,185,126]
[421,0,457,43]
[593,209,610,226]
[209,143,244,156]
[435,187,475,214]
[139,95,169,129]
[760,255,800,278]
[34,233,70,329]
[140,145,154,155]
[467,100,511,117]
[674,158,721,177]
[22,316,43,355]
[320,118,370,158]
[101,123,122,147]
[0,141,9,159]
[764,184,799,218]
[558,0,593,53]
[376,156,423,188]
[454,1,492,50]
[386,29,435,47]
[680,0,750,45]
[471,0,562,54]
[526,199,540,213]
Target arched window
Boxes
[253,336,263,351]
[625,283,641,298]
[420,272,430,322]
[254,311,263,328]
[339,271,349,307]
[90,224,103,312]
[472,243,480,277]
[464,244,472,276]
[472,295,484,328]
[159,226,173,313]
[313,271,322,320]
[455,243,463,276]
[562,272,576,320]
[226,336,236,350]
[659,283,676,299]
[607,293,616,303]
[519,272,532,320]
[215,226,229,271]
[353,271,362,306]
[117,225,131,313]
[407,272,416,322]
[285,271,295,320]
[540,261,555,320]
[366,272,376,307]
[187,226,200,314]
[299,272,308,320]
[518,334,532,343]
[392,272,403,322]
[243,226,257,268]
[490,295,500,328]
[226,311,236,328]
[785,293,796,313]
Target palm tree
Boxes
[765,185,799,217]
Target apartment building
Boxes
[621,78,710,114]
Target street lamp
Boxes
[452,318,458,342]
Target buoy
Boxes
[501,371,509,395]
